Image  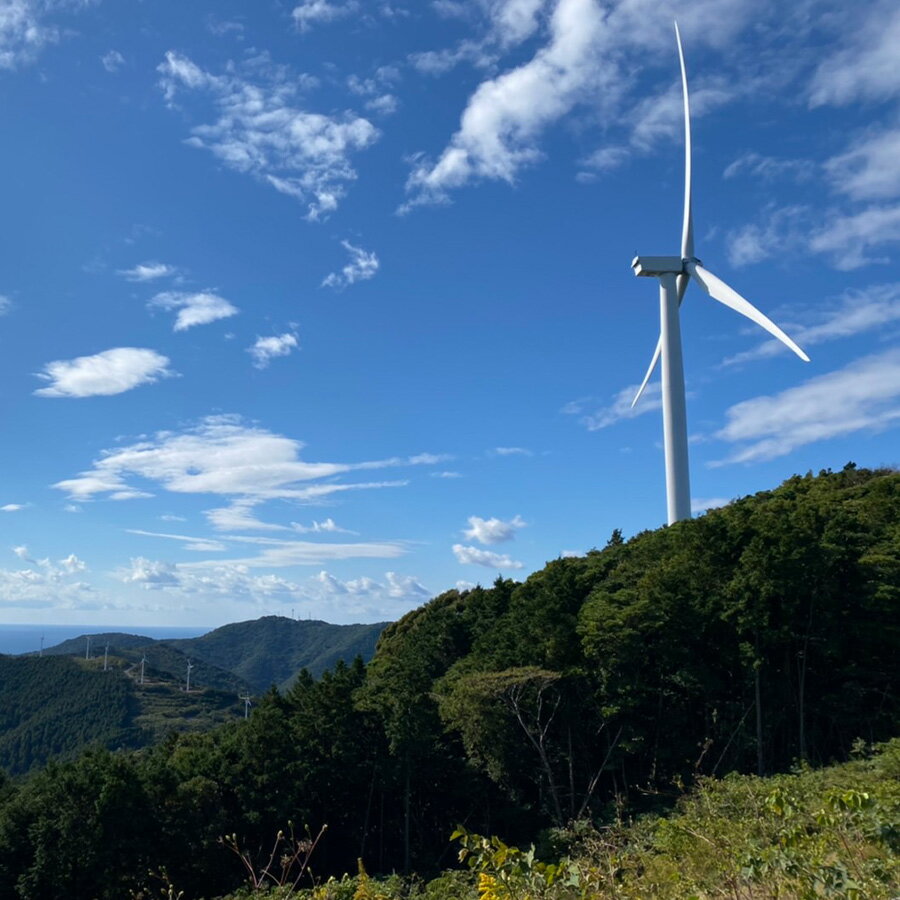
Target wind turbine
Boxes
[630,22,809,525]
[185,658,194,693]
[140,654,147,685]
[240,692,252,719]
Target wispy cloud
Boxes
[463,514,526,544]
[292,0,358,32]
[404,0,606,209]
[0,295,11,316]
[34,348,174,398]
[825,127,900,202]
[563,383,662,431]
[119,261,176,282]
[723,283,900,365]
[0,0,91,70]
[53,415,444,504]
[453,543,523,569]
[809,2,900,107]
[248,332,299,368]
[809,204,900,270]
[723,152,816,183]
[1,503,27,512]
[492,446,532,456]
[158,51,378,220]
[149,291,238,330]
[712,348,900,465]
[322,241,379,289]
[101,49,124,73]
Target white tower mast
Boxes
[240,692,252,719]
[85,635,92,660]
[185,658,194,693]
[103,643,109,672]
[140,654,147,685]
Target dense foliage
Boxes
[0,465,896,898]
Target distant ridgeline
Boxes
[0,617,387,775]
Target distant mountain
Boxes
[41,632,250,694]
[3,615,389,773]
[164,616,389,691]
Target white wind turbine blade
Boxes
[675,20,693,260]
[631,273,689,407]
[632,23,694,409]
[687,261,810,362]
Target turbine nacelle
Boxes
[631,256,700,277]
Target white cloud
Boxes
[58,553,86,574]
[119,557,180,587]
[809,204,900,270]
[322,240,379,289]
[463,514,526,544]
[564,382,662,431]
[149,291,238,331]
[119,261,176,282]
[453,543,523,569]
[432,470,463,478]
[492,446,532,456]
[809,3,900,107]
[158,51,378,220]
[723,283,900,366]
[128,529,228,553]
[726,205,809,267]
[712,348,900,465]
[404,0,606,208]
[205,499,289,532]
[825,127,900,201]
[0,295,11,315]
[34,348,174,398]
[723,152,816,183]
[0,0,92,70]
[101,49,124,72]
[248,332,299,368]
[52,415,435,504]
[292,0,358,32]
[1,503,26,512]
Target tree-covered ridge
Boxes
[0,466,895,898]
[166,616,388,690]
[0,654,247,776]
[37,616,388,692]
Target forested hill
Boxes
[0,655,244,775]
[0,466,896,899]
[164,616,388,689]
[39,617,388,692]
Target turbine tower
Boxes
[140,654,147,685]
[185,658,194,693]
[631,22,809,524]
[240,692,252,719]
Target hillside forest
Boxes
[0,464,896,898]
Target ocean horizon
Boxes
[0,624,211,656]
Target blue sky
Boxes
[1,0,898,628]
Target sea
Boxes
[0,624,210,656]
